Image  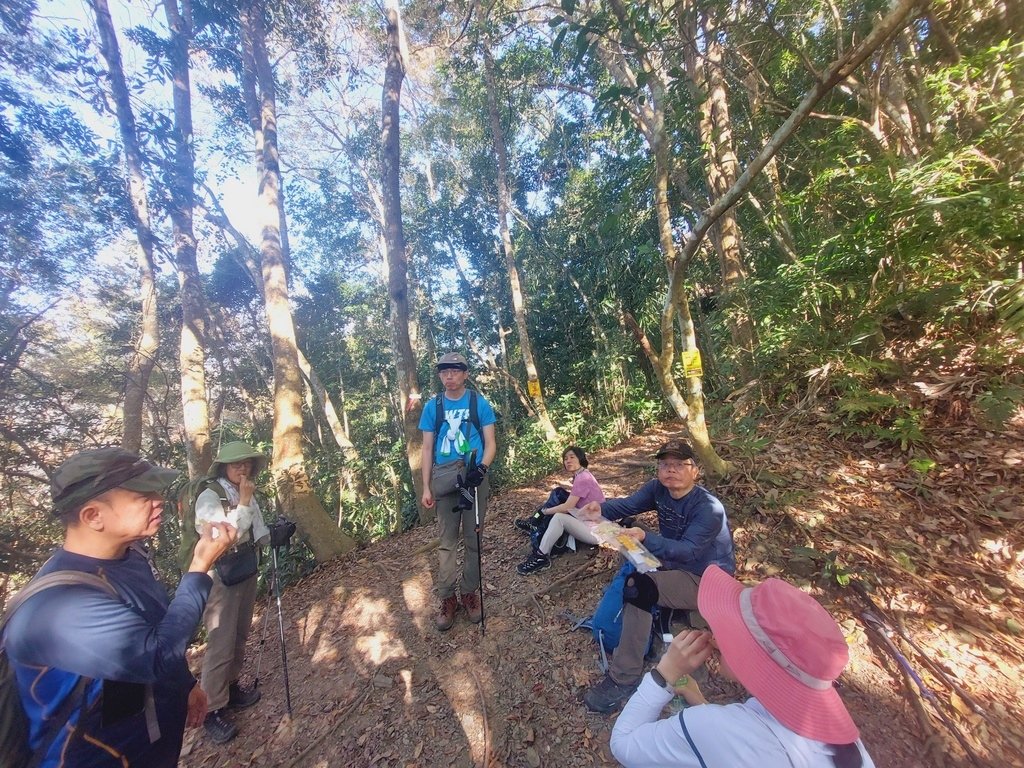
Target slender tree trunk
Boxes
[201,183,369,501]
[685,8,756,382]
[565,269,627,428]
[582,0,731,471]
[91,0,159,454]
[651,126,731,476]
[381,1,426,526]
[162,0,211,477]
[481,43,558,441]
[241,0,355,559]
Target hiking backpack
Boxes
[590,561,636,654]
[174,476,229,573]
[430,391,481,438]
[585,562,663,672]
[0,571,119,768]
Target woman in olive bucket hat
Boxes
[611,565,875,768]
[195,441,271,745]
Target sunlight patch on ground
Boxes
[342,589,396,628]
[401,669,414,706]
[355,630,405,665]
[402,570,434,632]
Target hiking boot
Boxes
[204,709,238,744]
[584,674,638,714]
[462,592,483,624]
[550,532,571,556]
[435,595,459,631]
[517,549,551,575]
[228,681,261,711]
[513,517,536,534]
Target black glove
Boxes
[463,463,487,489]
[452,471,474,511]
[268,517,297,547]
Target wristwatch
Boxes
[649,668,676,693]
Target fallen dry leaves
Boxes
[178,413,1023,768]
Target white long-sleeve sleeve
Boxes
[194,487,269,545]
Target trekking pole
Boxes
[850,580,988,719]
[252,580,275,690]
[860,610,986,768]
[474,483,485,637]
[270,546,293,715]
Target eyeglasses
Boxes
[657,461,696,473]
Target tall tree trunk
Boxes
[200,182,369,501]
[241,0,356,559]
[651,124,731,476]
[381,1,426,527]
[162,0,211,477]
[588,0,730,471]
[685,8,756,382]
[480,44,558,442]
[90,0,159,454]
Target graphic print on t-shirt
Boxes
[440,409,472,457]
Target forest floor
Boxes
[178,412,1024,768]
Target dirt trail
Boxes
[179,419,1024,768]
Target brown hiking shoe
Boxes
[462,592,483,624]
[435,595,459,631]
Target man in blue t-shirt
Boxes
[419,352,497,631]
[2,448,237,767]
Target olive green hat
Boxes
[211,441,268,477]
[51,447,179,516]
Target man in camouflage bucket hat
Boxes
[2,447,237,767]
[191,441,272,744]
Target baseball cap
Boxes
[436,352,469,371]
[654,440,697,463]
[51,447,180,516]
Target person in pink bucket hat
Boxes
[611,565,875,767]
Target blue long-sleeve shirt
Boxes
[3,546,212,767]
[601,480,735,575]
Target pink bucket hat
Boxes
[698,565,859,744]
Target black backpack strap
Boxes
[469,389,480,433]
[678,710,709,768]
[434,392,444,436]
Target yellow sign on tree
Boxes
[527,379,541,398]
[681,348,703,378]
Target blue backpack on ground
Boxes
[585,561,661,672]
[591,561,635,652]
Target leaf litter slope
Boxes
[179,417,1024,768]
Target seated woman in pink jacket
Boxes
[515,446,605,575]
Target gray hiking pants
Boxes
[436,475,490,599]
[201,569,258,710]
[609,568,701,686]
